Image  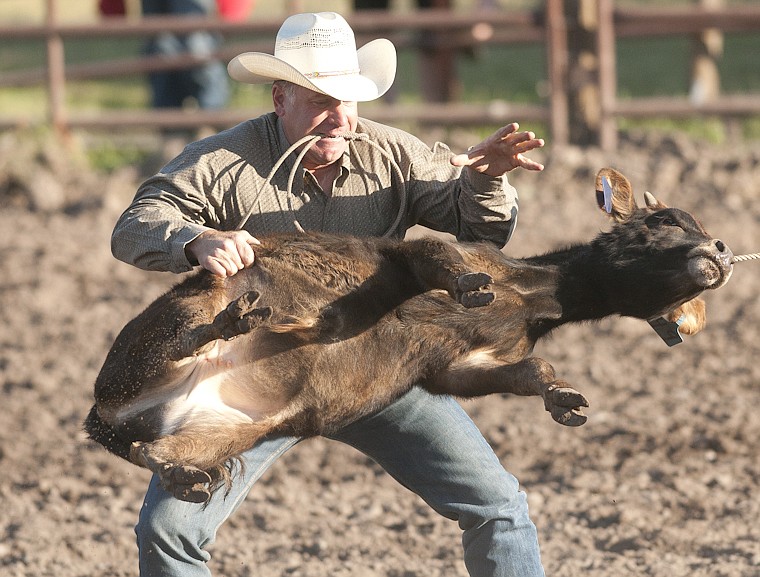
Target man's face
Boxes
[273,83,359,171]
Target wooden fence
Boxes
[597,0,760,149]
[1,0,760,149]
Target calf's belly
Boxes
[114,340,290,438]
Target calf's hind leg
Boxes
[131,420,277,503]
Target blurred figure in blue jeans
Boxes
[141,0,230,109]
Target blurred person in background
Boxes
[140,0,230,110]
[100,0,254,109]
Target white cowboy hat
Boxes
[228,12,396,102]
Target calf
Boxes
[84,168,733,503]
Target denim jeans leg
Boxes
[135,388,544,577]
[330,387,545,577]
[135,435,301,577]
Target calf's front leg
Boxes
[131,419,277,503]
[398,237,494,308]
[422,356,589,426]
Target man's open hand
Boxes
[450,122,545,176]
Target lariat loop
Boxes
[237,132,406,238]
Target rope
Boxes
[732,252,760,263]
[237,131,406,238]
[242,139,760,262]
[235,133,319,232]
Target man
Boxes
[112,11,546,577]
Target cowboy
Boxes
[112,11,546,577]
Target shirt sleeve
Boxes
[403,138,518,248]
[457,166,519,247]
[111,145,220,273]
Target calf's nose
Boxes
[714,239,733,267]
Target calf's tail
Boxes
[83,405,132,461]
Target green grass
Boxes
[616,33,760,97]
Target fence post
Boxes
[690,0,723,105]
[597,0,617,150]
[45,0,68,136]
[546,0,569,148]
[564,0,601,146]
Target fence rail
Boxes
[0,5,561,136]
[597,0,760,149]
[614,4,760,36]
[1,0,760,149]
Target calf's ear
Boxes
[667,297,707,335]
[643,190,668,210]
[595,168,637,223]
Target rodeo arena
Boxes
[1,1,760,576]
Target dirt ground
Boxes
[1,127,759,577]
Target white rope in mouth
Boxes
[237,132,406,238]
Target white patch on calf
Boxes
[118,340,284,437]
[455,348,500,369]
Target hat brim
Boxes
[228,38,396,102]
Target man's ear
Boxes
[272,83,287,117]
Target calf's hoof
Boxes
[130,442,213,503]
[544,383,589,427]
[456,272,495,308]
[220,291,273,340]
[159,465,213,503]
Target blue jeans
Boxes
[135,388,545,576]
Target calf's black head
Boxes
[589,168,733,322]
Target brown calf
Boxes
[84,168,733,503]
